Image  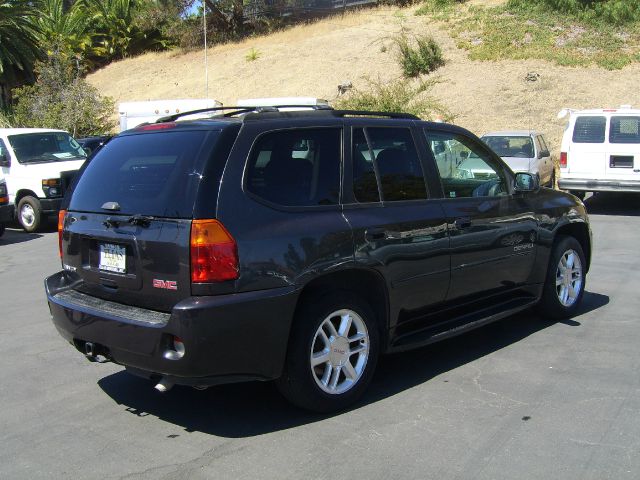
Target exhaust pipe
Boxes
[154,377,174,393]
[83,342,110,363]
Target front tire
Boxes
[537,235,586,319]
[17,196,42,233]
[276,292,380,413]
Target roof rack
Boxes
[155,105,420,123]
[155,104,334,123]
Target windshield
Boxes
[482,135,534,158]
[8,132,87,164]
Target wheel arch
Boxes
[554,221,591,272]
[294,268,390,349]
[15,189,39,204]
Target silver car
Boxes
[481,131,554,187]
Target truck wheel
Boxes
[18,196,42,233]
[537,235,586,319]
[276,292,379,413]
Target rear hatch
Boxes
[604,115,640,179]
[62,126,228,312]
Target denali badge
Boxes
[153,279,178,290]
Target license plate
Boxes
[99,243,126,273]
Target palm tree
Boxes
[0,1,42,107]
[36,0,93,63]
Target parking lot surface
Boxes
[1,192,639,480]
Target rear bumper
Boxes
[0,203,13,223]
[40,197,63,214]
[45,271,298,385]
[558,178,640,193]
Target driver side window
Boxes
[425,130,508,198]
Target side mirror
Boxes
[0,153,9,167]
[514,172,539,192]
[538,150,549,159]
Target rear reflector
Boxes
[560,152,567,168]
[190,219,239,283]
[58,210,66,259]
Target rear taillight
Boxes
[560,152,567,168]
[58,210,66,259]
[190,219,239,283]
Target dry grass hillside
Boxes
[87,1,640,154]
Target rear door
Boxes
[567,115,607,177]
[341,124,450,326]
[605,115,640,179]
[62,127,225,312]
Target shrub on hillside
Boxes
[11,54,115,137]
[396,35,445,77]
[507,0,640,24]
[333,78,453,121]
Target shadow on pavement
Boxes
[98,290,609,438]
[0,228,43,245]
[584,192,640,216]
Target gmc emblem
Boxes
[153,279,178,290]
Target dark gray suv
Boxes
[45,106,591,412]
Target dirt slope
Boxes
[87,3,640,153]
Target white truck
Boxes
[0,128,87,232]
[118,99,222,131]
[557,105,640,198]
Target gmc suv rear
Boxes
[45,106,591,412]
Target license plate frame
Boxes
[98,243,126,273]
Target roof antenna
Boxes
[524,72,540,134]
[203,0,208,99]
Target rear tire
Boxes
[537,235,586,319]
[17,196,42,233]
[276,292,380,413]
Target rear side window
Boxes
[246,128,341,207]
[572,116,606,143]
[352,127,427,202]
[610,116,640,144]
[70,130,214,218]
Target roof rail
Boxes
[329,110,419,120]
[155,104,334,123]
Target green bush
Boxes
[11,53,115,137]
[396,35,445,77]
[507,0,640,25]
[332,78,453,121]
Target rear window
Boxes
[572,116,606,143]
[70,130,216,218]
[610,116,640,144]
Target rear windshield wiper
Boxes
[127,214,154,227]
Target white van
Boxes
[557,106,640,198]
[0,128,87,232]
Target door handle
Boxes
[454,217,472,229]
[364,228,386,242]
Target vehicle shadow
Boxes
[584,192,640,216]
[0,228,43,245]
[97,290,609,438]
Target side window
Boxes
[246,128,341,207]
[352,127,427,202]
[538,135,550,156]
[610,116,640,144]
[0,139,7,159]
[425,130,508,199]
[573,116,606,143]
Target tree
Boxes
[0,1,41,108]
[11,50,116,136]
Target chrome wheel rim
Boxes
[310,309,369,395]
[20,204,35,228]
[556,249,583,307]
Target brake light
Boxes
[135,122,177,131]
[58,210,66,259]
[560,152,567,168]
[190,219,239,282]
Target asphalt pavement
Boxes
[1,192,639,480]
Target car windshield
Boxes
[482,136,534,158]
[8,132,87,164]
